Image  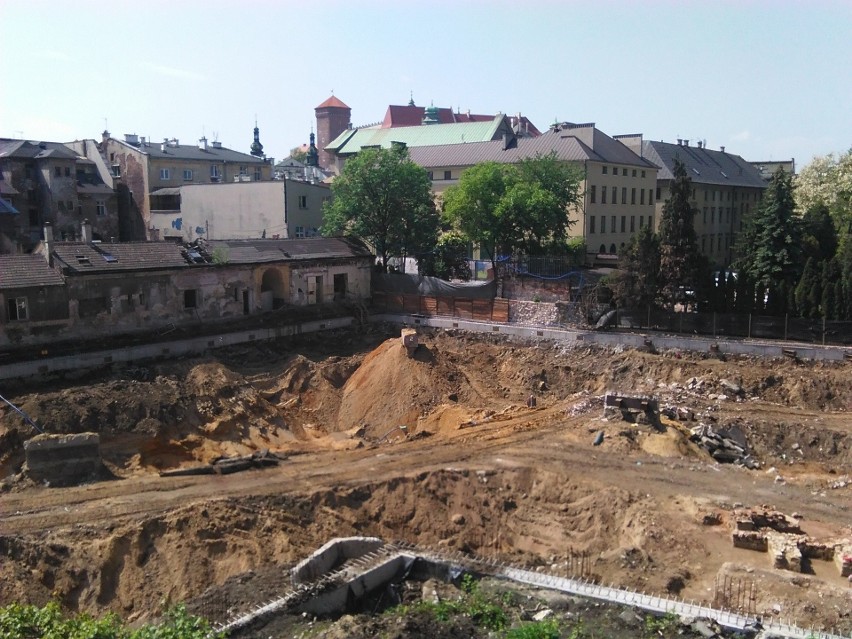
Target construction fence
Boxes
[372,292,509,323]
[615,307,852,346]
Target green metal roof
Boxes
[325,115,508,154]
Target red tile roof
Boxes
[316,95,350,110]
[381,105,493,128]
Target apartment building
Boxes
[617,137,767,266]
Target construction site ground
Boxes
[0,324,850,635]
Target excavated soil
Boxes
[0,325,850,634]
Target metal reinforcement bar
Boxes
[213,540,848,639]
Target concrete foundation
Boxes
[291,537,384,585]
[24,432,103,486]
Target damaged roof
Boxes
[51,242,190,273]
[207,237,372,264]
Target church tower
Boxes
[315,95,351,170]
[250,120,264,158]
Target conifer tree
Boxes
[794,257,820,318]
[736,168,802,315]
[658,159,700,309]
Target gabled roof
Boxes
[207,237,372,264]
[111,138,267,164]
[326,115,511,155]
[641,141,766,188]
[382,105,494,128]
[0,254,65,289]
[316,95,350,110]
[51,241,190,274]
[0,139,79,161]
[406,124,656,170]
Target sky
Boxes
[1,0,850,169]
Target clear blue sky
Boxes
[2,0,850,168]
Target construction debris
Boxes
[158,449,282,477]
[689,423,759,468]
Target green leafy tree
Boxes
[737,168,802,314]
[657,159,700,309]
[419,230,471,280]
[322,146,438,272]
[442,154,583,271]
[289,146,308,163]
[795,148,852,235]
[610,224,660,308]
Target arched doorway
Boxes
[260,268,287,310]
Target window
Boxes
[631,188,636,205]
[711,207,715,223]
[111,164,121,178]
[239,165,247,176]
[639,189,644,205]
[630,216,635,232]
[160,168,171,180]
[599,244,606,254]
[54,166,62,177]
[609,243,617,254]
[703,208,707,224]
[611,215,616,232]
[710,237,714,252]
[298,195,307,209]
[183,169,193,181]
[702,236,706,251]
[67,201,73,211]
[58,201,66,211]
[183,290,198,309]
[210,165,221,180]
[601,187,607,204]
[254,167,262,181]
[611,186,616,203]
[655,187,661,200]
[704,191,708,202]
[602,165,608,174]
[649,189,654,205]
[589,215,596,233]
[64,166,71,177]
[590,185,596,204]
[632,169,637,177]
[639,216,644,228]
[620,215,626,232]
[641,170,646,178]
[621,187,627,204]
[427,171,433,180]
[295,225,305,238]
[613,167,618,176]
[601,216,606,233]
[444,170,452,180]
[96,201,106,217]
[7,297,28,321]
[648,215,653,228]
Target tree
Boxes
[657,159,700,309]
[289,146,308,163]
[419,230,471,280]
[442,154,583,271]
[322,146,438,272]
[800,203,838,262]
[736,168,802,315]
[609,224,660,308]
[794,257,821,318]
[795,148,852,235]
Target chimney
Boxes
[43,223,54,267]
[697,140,703,149]
[684,139,689,147]
[720,146,726,153]
[502,132,511,150]
[140,136,146,146]
[677,139,682,146]
[199,136,208,151]
[81,219,92,243]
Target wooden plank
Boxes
[403,294,421,314]
[421,296,438,315]
[472,299,492,321]
[492,299,509,323]
[455,299,473,319]
[436,296,454,316]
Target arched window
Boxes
[609,243,617,254]
[599,244,606,254]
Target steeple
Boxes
[408,91,415,107]
[250,118,264,157]
[306,131,319,167]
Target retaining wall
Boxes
[375,314,852,362]
[0,317,354,383]
[291,537,384,585]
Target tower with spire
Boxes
[306,131,319,167]
[250,118,264,158]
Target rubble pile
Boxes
[688,423,759,468]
